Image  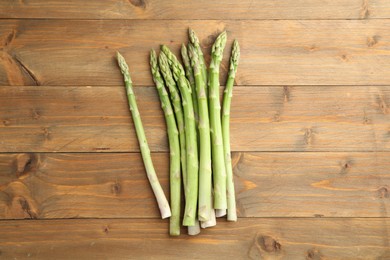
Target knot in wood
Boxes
[377,186,389,199]
[306,248,323,260]
[15,153,34,177]
[129,0,146,9]
[258,235,281,253]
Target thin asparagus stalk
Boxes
[150,50,181,235]
[209,31,228,209]
[160,52,199,234]
[116,52,171,219]
[188,43,212,222]
[222,40,240,222]
[181,44,198,125]
[189,29,208,96]
[158,52,187,188]
[161,45,199,227]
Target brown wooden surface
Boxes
[1,218,390,259]
[1,0,390,20]
[1,1,389,259]
[1,20,390,86]
[0,152,389,219]
[0,86,389,152]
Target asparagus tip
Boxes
[232,39,240,58]
[158,50,168,67]
[181,43,188,60]
[116,51,125,66]
[150,49,157,62]
[217,30,227,44]
[229,40,240,73]
[230,40,240,67]
[187,42,195,57]
[149,49,159,82]
[157,50,173,80]
[187,43,200,74]
[161,45,174,63]
[211,31,228,63]
[189,28,199,45]
[116,51,132,83]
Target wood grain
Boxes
[1,152,389,219]
[1,1,389,259]
[0,86,389,152]
[1,20,390,86]
[1,218,389,259]
[0,0,389,20]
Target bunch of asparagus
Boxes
[117,29,240,236]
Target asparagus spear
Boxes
[222,40,240,221]
[150,50,181,235]
[188,43,212,222]
[181,44,199,125]
[158,52,187,188]
[116,52,171,219]
[209,31,228,210]
[161,45,199,227]
[189,29,208,96]
[160,52,200,235]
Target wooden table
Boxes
[1,1,389,259]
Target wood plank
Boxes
[1,218,389,259]
[1,20,390,86]
[0,86,389,152]
[0,0,390,20]
[0,152,389,219]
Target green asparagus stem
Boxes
[188,43,212,221]
[181,44,199,125]
[116,52,171,219]
[189,29,208,96]
[222,40,240,222]
[160,51,199,234]
[209,31,228,209]
[161,45,199,227]
[158,52,187,189]
[150,50,181,235]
